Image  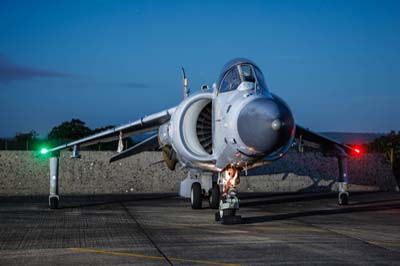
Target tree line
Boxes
[368,130,400,180]
[0,119,133,151]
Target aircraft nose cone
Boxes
[237,98,294,154]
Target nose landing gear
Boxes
[215,167,242,225]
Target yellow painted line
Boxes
[257,226,325,233]
[368,241,400,247]
[69,247,241,266]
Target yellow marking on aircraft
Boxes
[69,247,241,266]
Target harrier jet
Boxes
[44,58,361,224]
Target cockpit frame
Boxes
[217,58,268,94]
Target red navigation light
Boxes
[352,146,362,156]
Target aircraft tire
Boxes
[191,182,202,209]
[338,193,349,206]
[209,184,220,209]
[49,197,58,209]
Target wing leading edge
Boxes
[47,107,176,153]
[295,124,356,154]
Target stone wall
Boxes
[0,151,397,196]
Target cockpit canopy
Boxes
[218,58,268,93]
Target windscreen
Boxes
[219,67,241,93]
[240,64,256,83]
[254,67,268,91]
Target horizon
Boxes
[1,125,390,139]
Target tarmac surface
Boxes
[1,192,400,266]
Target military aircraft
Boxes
[44,58,361,224]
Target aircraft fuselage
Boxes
[159,59,295,172]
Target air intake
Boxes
[196,102,212,154]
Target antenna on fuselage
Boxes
[182,67,190,99]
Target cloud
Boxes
[0,54,69,83]
[0,55,152,89]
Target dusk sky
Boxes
[0,0,399,137]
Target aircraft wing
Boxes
[47,107,176,153]
[295,124,357,154]
[109,133,159,163]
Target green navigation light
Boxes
[40,148,49,155]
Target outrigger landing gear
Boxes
[336,145,349,206]
[215,167,242,225]
[49,157,60,209]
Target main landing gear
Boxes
[190,182,202,209]
[190,174,221,210]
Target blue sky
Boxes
[0,0,399,137]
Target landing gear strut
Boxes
[336,145,349,206]
[49,157,59,209]
[215,167,242,225]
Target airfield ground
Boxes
[1,192,400,266]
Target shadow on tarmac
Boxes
[57,193,178,209]
[241,195,400,224]
[0,193,178,209]
[239,191,371,207]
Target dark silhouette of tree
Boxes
[1,119,136,151]
[46,119,134,151]
[13,130,39,150]
[15,130,38,142]
[92,125,115,134]
[369,130,400,183]
[48,119,92,140]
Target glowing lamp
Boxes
[352,146,362,156]
[40,148,49,155]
